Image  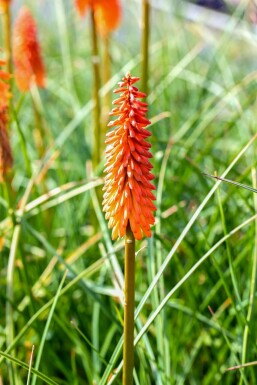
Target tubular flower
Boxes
[0,58,12,182]
[103,73,156,240]
[12,6,45,92]
[75,0,121,35]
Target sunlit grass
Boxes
[1,1,257,384]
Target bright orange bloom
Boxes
[0,58,12,182]
[103,74,156,240]
[75,0,121,35]
[12,6,45,92]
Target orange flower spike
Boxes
[75,0,121,34]
[12,6,45,92]
[94,0,121,36]
[0,57,12,182]
[0,0,11,11]
[103,73,156,240]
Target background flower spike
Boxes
[0,56,12,182]
[12,6,45,92]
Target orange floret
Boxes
[12,6,45,92]
[103,73,156,240]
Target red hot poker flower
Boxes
[12,6,45,92]
[0,58,12,182]
[75,0,121,35]
[0,0,11,11]
[103,74,156,240]
[94,0,121,36]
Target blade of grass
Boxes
[135,134,257,322]
[26,346,34,385]
[203,172,257,194]
[135,212,257,353]
[240,168,257,384]
[0,351,59,385]
[106,212,257,384]
[0,257,106,364]
[55,0,79,110]
[102,134,257,384]
[216,182,246,324]
[31,270,68,385]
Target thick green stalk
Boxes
[141,0,150,94]
[6,224,21,385]
[90,9,102,168]
[30,82,53,160]
[31,93,45,158]
[123,224,135,385]
[102,34,111,126]
[3,174,12,211]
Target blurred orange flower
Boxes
[103,74,156,240]
[94,0,121,36]
[75,0,121,35]
[75,0,89,16]
[0,58,12,182]
[0,0,11,11]
[0,59,10,108]
[12,6,45,92]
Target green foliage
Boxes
[1,1,257,384]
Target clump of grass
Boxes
[1,1,257,384]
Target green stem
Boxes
[30,87,46,159]
[216,185,245,323]
[123,224,135,385]
[55,0,79,110]
[26,345,34,385]
[240,168,257,384]
[90,9,102,168]
[141,0,150,94]
[102,33,111,127]
[11,104,32,177]
[31,271,68,385]
[3,174,12,212]
[6,224,21,385]
[5,175,37,382]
